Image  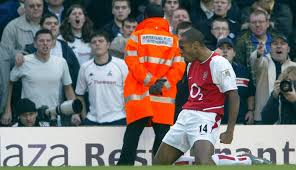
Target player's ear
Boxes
[192,41,200,49]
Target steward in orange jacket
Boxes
[117,4,185,165]
[124,17,185,125]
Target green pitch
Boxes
[0,165,295,170]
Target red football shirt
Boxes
[182,52,237,115]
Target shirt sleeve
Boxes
[10,55,31,82]
[10,66,23,82]
[210,56,237,93]
[75,64,87,96]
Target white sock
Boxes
[211,154,252,165]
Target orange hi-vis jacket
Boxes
[124,17,185,125]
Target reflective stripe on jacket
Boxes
[124,17,185,125]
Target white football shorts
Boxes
[162,109,221,153]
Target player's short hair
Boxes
[34,29,54,41]
[90,30,111,43]
[176,21,192,34]
[181,28,205,46]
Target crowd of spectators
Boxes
[1,0,296,127]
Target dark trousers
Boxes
[82,118,126,126]
[117,117,170,165]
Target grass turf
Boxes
[0,165,295,170]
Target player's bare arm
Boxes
[220,90,239,144]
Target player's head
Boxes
[176,21,192,38]
[179,28,205,62]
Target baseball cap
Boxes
[272,33,288,43]
[217,37,234,48]
[15,98,37,116]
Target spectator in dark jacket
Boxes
[43,0,67,23]
[86,0,113,30]
[189,0,214,32]
[210,0,240,40]
[194,0,240,47]
[289,0,296,61]
[206,17,231,50]
[262,66,296,124]
[217,38,255,124]
[103,0,131,41]
[135,0,162,23]
[235,0,255,9]
[240,0,293,38]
